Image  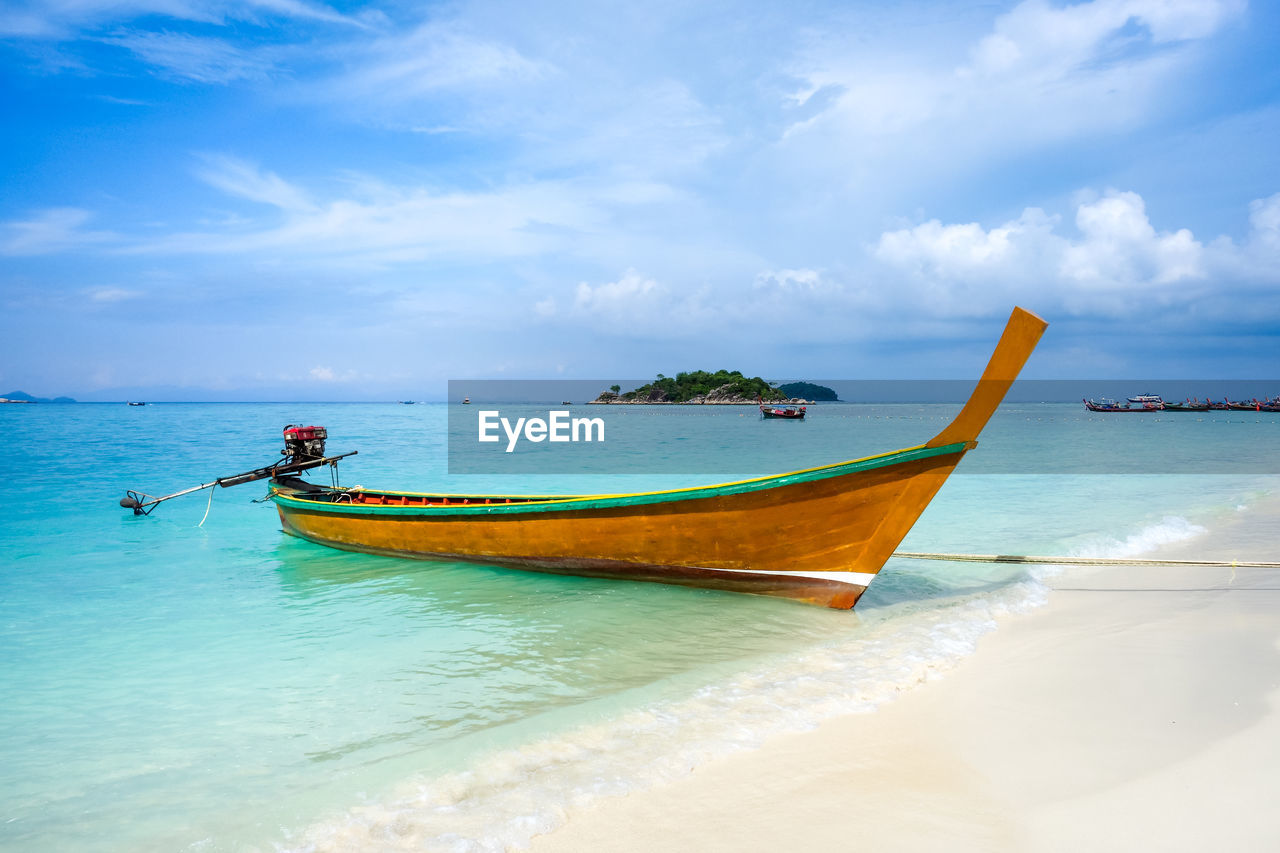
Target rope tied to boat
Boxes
[891,552,1280,569]
[197,484,215,528]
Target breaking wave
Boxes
[279,514,1208,853]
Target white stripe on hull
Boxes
[710,567,878,587]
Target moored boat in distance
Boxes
[1084,397,1162,412]
[127,401,146,406]
[269,307,1048,609]
[757,395,806,419]
[1128,393,1163,404]
[1161,399,1210,412]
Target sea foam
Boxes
[1065,515,1206,560]
[279,580,1048,852]
[279,514,1219,852]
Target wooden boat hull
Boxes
[272,307,1048,608]
[274,443,969,608]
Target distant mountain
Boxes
[776,382,838,401]
[2,390,77,403]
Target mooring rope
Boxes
[197,485,215,528]
[891,551,1280,569]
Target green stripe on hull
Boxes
[270,441,970,518]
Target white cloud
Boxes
[967,0,1239,78]
[1062,190,1203,286]
[333,23,547,101]
[1245,192,1280,258]
[869,188,1274,318]
[196,156,315,211]
[125,157,609,265]
[573,269,663,319]
[85,287,143,302]
[308,365,358,382]
[0,0,365,39]
[0,208,116,255]
[778,0,1244,195]
[560,269,715,335]
[753,268,833,292]
[100,31,277,83]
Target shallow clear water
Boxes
[0,402,1274,851]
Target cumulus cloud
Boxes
[555,269,714,335]
[573,269,664,319]
[1062,191,1203,287]
[307,365,359,382]
[754,268,836,293]
[870,188,1280,318]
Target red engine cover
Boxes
[283,425,327,441]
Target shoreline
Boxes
[532,494,1280,852]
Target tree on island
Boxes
[596,370,789,403]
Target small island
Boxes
[776,381,839,402]
[1,390,76,404]
[590,371,836,405]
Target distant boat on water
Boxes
[1128,393,1162,404]
[758,399,806,419]
[127,401,146,406]
[1084,398,1161,412]
[462,396,471,404]
[399,401,416,404]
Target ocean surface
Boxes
[1,402,1276,851]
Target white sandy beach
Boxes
[533,499,1280,853]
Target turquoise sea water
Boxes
[1,402,1276,851]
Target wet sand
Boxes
[532,499,1280,852]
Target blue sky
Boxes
[2,0,1278,400]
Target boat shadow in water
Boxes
[268,533,853,625]
[271,531,1031,620]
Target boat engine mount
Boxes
[120,424,355,516]
[283,424,327,461]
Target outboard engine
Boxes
[121,425,355,516]
[283,425,327,461]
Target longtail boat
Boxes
[1083,398,1162,412]
[264,307,1046,609]
[759,401,806,419]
